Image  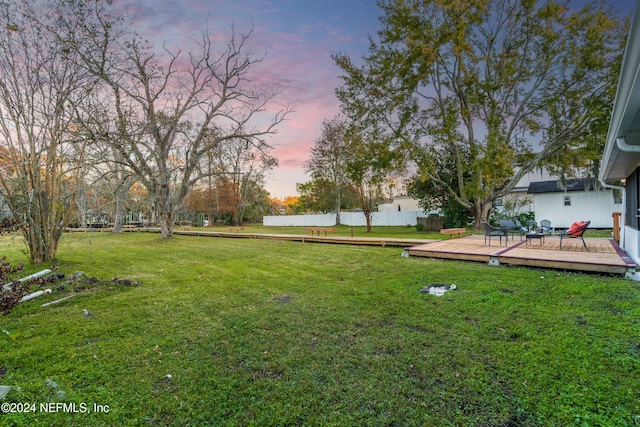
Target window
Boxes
[494,198,503,207]
[564,196,571,206]
[613,189,623,204]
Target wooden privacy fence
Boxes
[263,211,427,227]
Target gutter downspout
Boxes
[599,179,625,248]
[616,136,640,153]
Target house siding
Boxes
[533,189,621,229]
[624,225,640,265]
[377,197,422,212]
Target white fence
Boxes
[263,211,424,227]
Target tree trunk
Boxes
[22,228,43,264]
[22,221,60,263]
[75,190,88,228]
[112,157,128,233]
[159,211,173,239]
[473,200,493,230]
[155,184,174,239]
[113,197,124,233]
[364,210,372,233]
[112,185,126,233]
[335,187,341,225]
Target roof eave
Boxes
[600,3,640,183]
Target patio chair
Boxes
[539,219,553,235]
[499,219,525,241]
[559,220,590,251]
[525,220,537,232]
[483,222,508,246]
[514,219,529,234]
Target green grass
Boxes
[1,232,638,426]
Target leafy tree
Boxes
[407,176,475,228]
[295,178,360,214]
[184,179,238,225]
[295,179,335,213]
[304,116,352,224]
[407,146,473,212]
[240,185,272,223]
[281,196,302,215]
[345,132,399,232]
[441,198,475,229]
[335,0,626,229]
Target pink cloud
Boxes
[108,0,381,198]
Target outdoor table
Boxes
[526,233,545,246]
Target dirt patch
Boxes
[271,295,294,305]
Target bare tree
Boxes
[71,99,136,233]
[56,2,291,238]
[211,138,278,225]
[0,0,92,262]
[79,142,135,232]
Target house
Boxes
[377,196,422,212]
[599,1,640,264]
[527,178,622,229]
[494,167,556,215]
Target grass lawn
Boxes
[0,232,638,426]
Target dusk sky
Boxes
[116,0,382,199]
[117,0,636,199]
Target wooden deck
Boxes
[169,229,428,247]
[406,235,636,274]
[66,227,428,247]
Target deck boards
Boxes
[407,235,634,274]
[168,229,428,247]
